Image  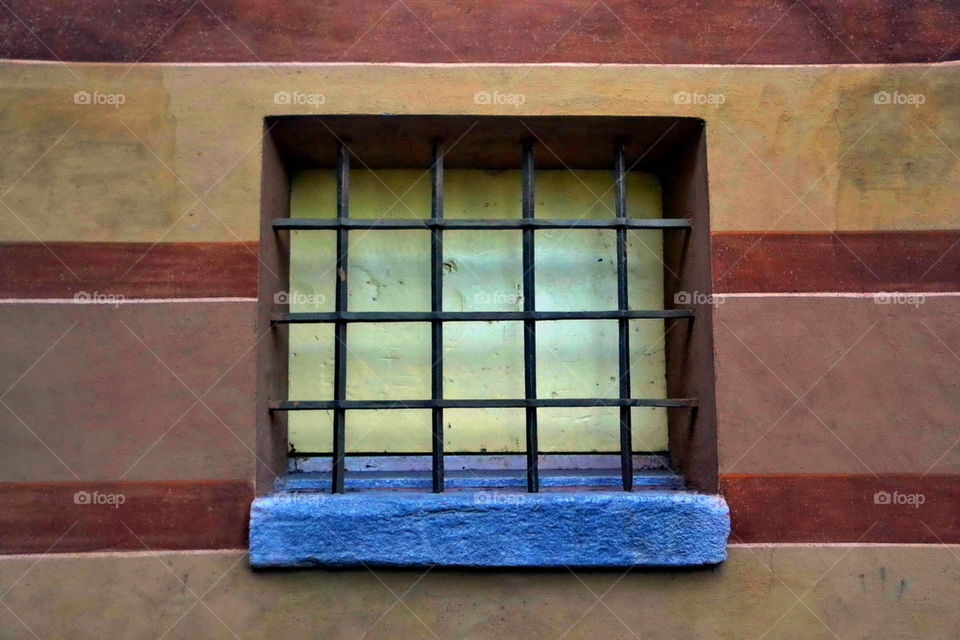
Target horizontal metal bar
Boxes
[290,450,670,458]
[273,217,692,230]
[278,469,685,492]
[273,309,694,323]
[271,398,697,410]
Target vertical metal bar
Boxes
[615,142,633,491]
[430,141,445,493]
[332,144,349,494]
[521,140,540,493]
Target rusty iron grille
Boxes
[270,141,696,493]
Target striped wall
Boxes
[1,61,958,552]
[1,0,958,64]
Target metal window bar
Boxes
[615,142,633,491]
[331,144,349,493]
[272,141,696,493]
[521,140,539,492]
[273,310,692,323]
[431,141,445,492]
[274,218,690,230]
[273,398,697,410]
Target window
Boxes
[252,116,728,568]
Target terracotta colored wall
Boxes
[1,61,959,552]
[2,0,960,622]
[1,0,958,64]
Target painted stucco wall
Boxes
[0,59,959,637]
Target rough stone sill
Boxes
[249,487,729,569]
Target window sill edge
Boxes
[249,490,729,569]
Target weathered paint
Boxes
[714,295,960,474]
[1,62,959,243]
[723,474,960,542]
[249,490,729,568]
[0,480,251,553]
[713,231,960,293]
[2,545,958,638]
[287,169,668,454]
[0,241,258,299]
[0,60,958,552]
[4,230,959,300]
[2,0,958,64]
[0,301,257,482]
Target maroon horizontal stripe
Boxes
[0,481,252,553]
[0,242,258,299]
[713,232,960,293]
[723,474,960,543]
[1,0,957,64]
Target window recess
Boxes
[252,115,726,569]
[261,116,716,495]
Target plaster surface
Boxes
[0,545,957,638]
[1,62,958,244]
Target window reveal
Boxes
[270,135,696,493]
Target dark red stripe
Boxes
[723,474,960,543]
[1,0,957,64]
[0,242,258,299]
[713,232,960,293]
[0,481,251,553]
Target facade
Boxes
[0,2,959,637]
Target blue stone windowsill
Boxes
[249,473,730,569]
